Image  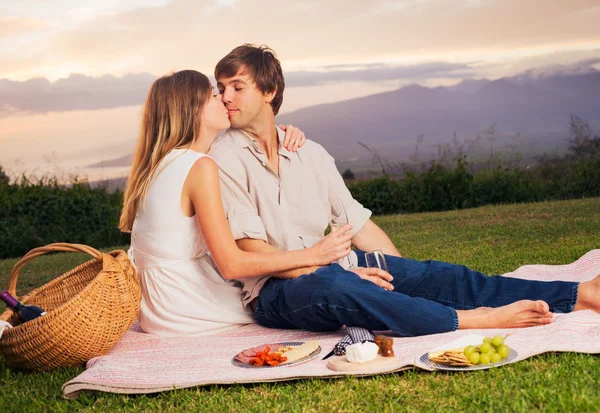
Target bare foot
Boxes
[574,274,600,313]
[457,300,552,330]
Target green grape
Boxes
[497,344,510,359]
[479,342,492,353]
[492,335,504,347]
[486,347,496,356]
[490,353,502,363]
[464,345,476,357]
[483,337,493,344]
[479,353,491,364]
[468,352,480,364]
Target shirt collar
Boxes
[231,126,293,160]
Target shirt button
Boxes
[261,162,266,167]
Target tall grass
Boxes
[348,115,600,214]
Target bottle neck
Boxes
[0,291,20,309]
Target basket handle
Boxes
[7,243,104,298]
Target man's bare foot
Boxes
[457,300,552,330]
[574,274,600,313]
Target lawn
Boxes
[1,198,599,412]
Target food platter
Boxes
[232,341,322,369]
[419,348,518,371]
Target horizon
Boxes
[1,0,599,180]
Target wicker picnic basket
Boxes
[0,243,141,371]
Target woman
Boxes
[119,70,353,337]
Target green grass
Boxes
[1,198,600,412]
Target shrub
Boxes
[348,155,599,215]
[349,116,600,215]
[0,166,9,186]
[348,176,402,215]
[0,179,128,259]
[342,169,356,181]
[473,167,543,206]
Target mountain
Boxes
[88,154,133,168]
[89,69,600,170]
[275,70,600,164]
[448,79,491,94]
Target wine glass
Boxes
[365,249,388,272]
[329,222,344,233]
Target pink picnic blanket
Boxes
[62,250,600,399]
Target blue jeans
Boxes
[253,252,578,337]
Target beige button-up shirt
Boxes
[209,126,372,308]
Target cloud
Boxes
[0,61,474,114]
[0,73,154,115]
[1,0,600,82]
[0,16,47,38]
[285,62,474,87]
[3,56,600,115]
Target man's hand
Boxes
[350,267,394,291]
[309,224,353,265]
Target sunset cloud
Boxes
[285,62,473,87]
[2,56,599,116]
[0,73,154,115]
[1,0,599,81]
[0,61,473,114]
[0,17,47,38]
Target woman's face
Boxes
[200,87,231,136]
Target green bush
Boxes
[405,158,475,212]
[349,155,599,215]
[0,179,128,259]
[473,167,543,206]
[349,116,600,215]
[560,157,600,199]
[348,176,403,215]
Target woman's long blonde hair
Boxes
[119,70,212,232]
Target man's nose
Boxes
[222,89,233,103]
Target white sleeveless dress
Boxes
[128,148,253,337]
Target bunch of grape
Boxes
[463,335,510,365]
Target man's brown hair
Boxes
[215,44,285,115]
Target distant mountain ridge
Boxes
[88,154,133,168]
[276,69,600,163]
[89,68,600,169]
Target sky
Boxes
[1,0,599,180]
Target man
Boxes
[209,44,600,337]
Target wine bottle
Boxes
[0,290,47,322]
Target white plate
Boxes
[232,341,321,369]
[419,348,518,371]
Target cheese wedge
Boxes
[281,340,319,364]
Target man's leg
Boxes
[354,252,578,313]
[253,264,458,337]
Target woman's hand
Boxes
[308,224,353,265]
[279,124,306,152]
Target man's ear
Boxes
[264,87,277,104]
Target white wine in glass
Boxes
[365,249,388,272]
[329,222,344,233]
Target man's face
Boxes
[217,66,271,129]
